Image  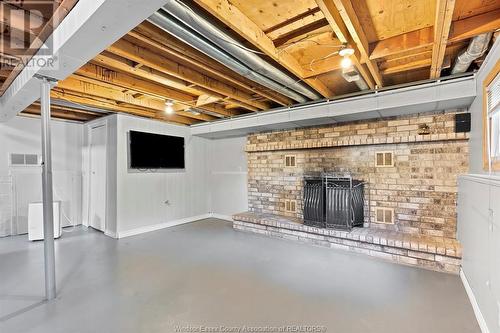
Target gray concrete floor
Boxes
[0,219,478,333]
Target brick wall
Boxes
[246,111,469,239]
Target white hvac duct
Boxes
[451,33,492,74]
[159,0,322,101]
[148,11,308,103]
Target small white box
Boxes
[28,202,62,241]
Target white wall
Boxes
[207,136,248,218]
[0,116,83,236]
[458,38,500,333]
[458,175,500,333]
[86,114,209,237]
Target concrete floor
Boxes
[0,218,479,333]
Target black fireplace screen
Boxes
[304,174,364,230]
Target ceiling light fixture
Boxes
[339,46,355,69]
[165,100,174,114]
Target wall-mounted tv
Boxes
[129,131,185,169]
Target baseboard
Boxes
[210,213,234,222]
[104,230,118,239]
[116,214,211,239]
[460,268,490,333]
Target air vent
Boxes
[285,199,297,212]
[375,207,395,224]
[285,155,296,167]
[9,153,40,166]
[375,152,394,167]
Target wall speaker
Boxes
[455,113,471,133]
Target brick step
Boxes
[232,212,462,274]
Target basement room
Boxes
[0,0,499,332]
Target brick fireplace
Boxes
[233,110,469,273]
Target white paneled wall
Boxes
[458,175,500,333]
[207,136,248,218]
[113,114,210,236]
[0,116,83,236]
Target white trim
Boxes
[460,269,490,333]
[116,214,211,239]
[459,174,500,187]
[210,213,234,222]
[87,122,108,233]
[104,230,118,239]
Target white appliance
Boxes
[28,201,62,241]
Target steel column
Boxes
[40,76,56,301]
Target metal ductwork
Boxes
[451,33,492,74]
[341,66,369,90]
[148,11,308,103]
[154,0,322,101]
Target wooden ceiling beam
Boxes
[23,105,97,122]
[264,7,322,34]
[329,0,383,87]
[76,63,196,103]
[380,58,432,75]
[66,75,216,122]
[448,8,500,43]
[51,88,195,125]
[302,55,343,78]
[56,78,197,124]
[93,52,200,96]
[370,27,434,60]
[107,38,269,111]
[273,18,329,47]
[132,23,293,106]
[430,0,456,79]
[315,0,377,89]
[370,9,500,61]
[194,0,333,98]
[71,74,218,122]
[91,53,243,118]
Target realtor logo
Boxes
[0,1,58,71]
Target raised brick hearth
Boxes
[238,111,468,274]
[233,212,462,274]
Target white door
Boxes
[89,125,106,232]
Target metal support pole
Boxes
[40,76,56,301]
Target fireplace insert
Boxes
[303,173,364,230]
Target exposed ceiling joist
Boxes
[329,0,383,87]
[273,18,329,47]
[370,27,434,60]
[107,38,268,111]
[76,63,196,103]
[194,0,334,98]
[430,0,456,79]
[315,0,375,89]
[370,8,500,61]
[448,8,500,43]
[132,23,293,106]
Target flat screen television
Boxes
[129,130,185,169]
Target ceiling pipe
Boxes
[451,33,492,74]
[158,0,322,101]
[148,11,308,103]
